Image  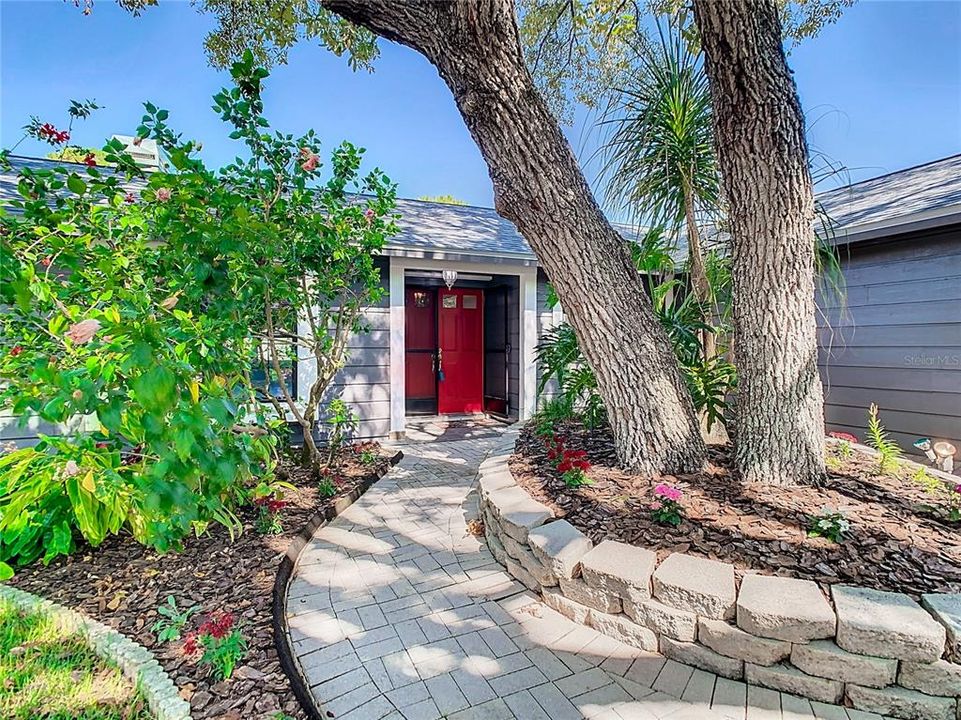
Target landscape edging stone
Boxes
[479,424,960,720]
[0,582,191,720]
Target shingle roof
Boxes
[817,153,961,236]
[386,198,535,259]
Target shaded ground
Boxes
[0,596,151,720]
[511,423,961,598]
[9,444,394,720]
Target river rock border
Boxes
[478,428,961,720]
[0,582,191,720]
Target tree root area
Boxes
[511,423,960,598]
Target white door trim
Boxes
[388,257,539,437]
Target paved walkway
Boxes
[285,420,886,720]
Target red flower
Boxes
[267,499,286,513]
[829,431,858,444]
[182,632,199,656]
[10,346,23,357]
[557,460,573,473]
[82,152,97,167]
[574,460,591,471]
[40,257,52,267]
[124,192,137,203]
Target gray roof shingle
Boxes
[817,153,961,235]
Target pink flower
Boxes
[650,501,663,511]
[156,188,171,202]
[365,208,376,221]
[64,318,101,345]
[829,431,858,444]
[653,483,682,502]
[301,154,319,172]
[63,460,80,477]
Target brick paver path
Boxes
[285,421,886,720]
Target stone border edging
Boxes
[272,449,404,720]
[479,428,961,720]
[0,582,191,720]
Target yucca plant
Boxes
[866,403,902,474]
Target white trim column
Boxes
[519,269,538,420]
[389,261,406,438]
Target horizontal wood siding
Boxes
[319,257,391,440]
[818,226,961,462]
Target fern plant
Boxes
[866,403,902,474]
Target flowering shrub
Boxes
[0,53,395,569]
[650,482,683,526]
[253,495,286,535]
[183,611,246,680]
[828,431,858,444]
[807,506,850,543]
[543,434,592,488]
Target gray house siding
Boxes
[818,225,961,457]
[320,257,392,440]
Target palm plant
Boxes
[595,21,721,358]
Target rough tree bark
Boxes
[692,0,825,484]
[323,0,705,474]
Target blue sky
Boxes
[2,0,959,208]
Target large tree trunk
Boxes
[324,0,705,474]
[692,0,825,484]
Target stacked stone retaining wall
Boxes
[477,430,961,720]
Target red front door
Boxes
[437,288,484,414]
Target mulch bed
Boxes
[511,423,961,599]
[9,444,395,720]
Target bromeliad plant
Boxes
[650,482,684,526]
[182,611,246,680]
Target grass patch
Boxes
[0,597,152,720]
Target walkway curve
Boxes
[285,421,884,720]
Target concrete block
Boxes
[846,683,956,720]
[625,598,697,642]
[736,575,836,642]
[557,576,622,614]
[652,553,736,620]
[659,637,744,680]
[922,593,961,662]
[588,612,658,652]
[745,663,844,704]
[791,640,897,688]
[698,618,790,666]
[898,659,961,697]
[580,540,656,602]
[833,585,946,662]
[527,520,593,580]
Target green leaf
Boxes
[67,175,87,195]
[0,562,13,581]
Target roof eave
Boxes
[382,244,539,266]
[827,204,961,246]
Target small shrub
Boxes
[866,404,902,474]
[650,483,683,526]
[911,466,942,495]
[151,596,199,643]
[183,611,246,680]
[949,484,961,522]
[253,495,286,535]
[807,507,850,543]
[317,467,339,498]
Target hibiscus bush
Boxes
[0,52,395,570]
